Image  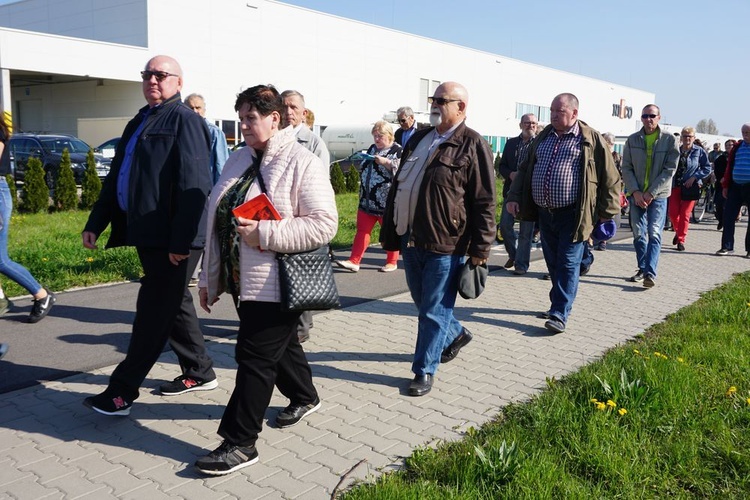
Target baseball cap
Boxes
[592,219,617,241]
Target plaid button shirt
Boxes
[531,122,583,208]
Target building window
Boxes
[419,78,442,112]
[516,103,550,123]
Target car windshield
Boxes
[40,138,91,154]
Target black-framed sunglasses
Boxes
[428,96,461,106]
[641,113,658,119]
[398,118,411,124]
[140,70,179,82]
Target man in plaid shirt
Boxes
[505,93,620,333]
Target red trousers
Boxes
[349,210,399,265]
[668,187,696,244]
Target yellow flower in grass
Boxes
[42,257,48,262]
[746,398,750,406]
[633,349,641,355]
[595,402,606,411]
[726,386,737,397]
[86,257,94,263]
[606,400,617,409]
[677,357,685,363]
[590,398,599,403]
[618,408,628,416]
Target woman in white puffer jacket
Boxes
[195,84,337,476]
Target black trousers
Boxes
[108,248,215,401]
[218,301,318,447]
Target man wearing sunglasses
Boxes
[506,93,620,334]
[395,107,417,147]
[82,55,216,416]
[621,105,679,288]
[382,82,496,396]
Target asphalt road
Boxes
[0,246,460,394]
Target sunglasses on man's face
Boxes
[428,97,461,106]
[140,70,179,82]
[641,114,658,119]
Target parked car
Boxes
[330,150,371,174]
[8,134,111,187]
[95,137,120,159]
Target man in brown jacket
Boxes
[382,82,496,396]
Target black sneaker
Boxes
[28,289,55,323]
[195,440,259,476]
[544,316,566,334]
[629,270,644,282]
[83,392,132,416]
[643,275,656,288]
[715,248,733,256]
[160,375,218,396]
[276,398,321,428]
[503,258,515,269]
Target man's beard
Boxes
[429,112,441,127]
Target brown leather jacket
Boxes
[381,121,496,258]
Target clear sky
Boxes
[279,0,747,136]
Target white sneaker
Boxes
[335,260,360,272]
[379,263,397,273]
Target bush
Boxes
[20,157,49,213]
[345,165,359,193]
[53,148,78,211]
[80,149,102,209]
[330,162,346,194]
[4,174,17,211]
[494,151,501,177]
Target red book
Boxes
[232,193,282,221]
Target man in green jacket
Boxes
[506,93,620,333]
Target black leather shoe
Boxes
[408,374,433,397]
[441,328,473,363]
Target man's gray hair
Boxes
[397,106,414,117]
[602,132,616,145]
[556,93,579,110]
[280,90,305,106]
[184,93,205,105]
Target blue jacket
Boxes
[674,144,711,187]
[85,93,212,254]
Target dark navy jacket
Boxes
[84,93,211,254]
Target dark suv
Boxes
[8,134,111,187]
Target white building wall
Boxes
[0,0,148,46]
[1,0,657,146]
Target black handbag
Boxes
[277,246,340,311]
[255,171,340,312]
[680,182,701,201]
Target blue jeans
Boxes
[538,206,585,324]
[721,182,750,252]
[629,197,667,278]
[499,203,535,271]
[0,178,43,295]
[401,239,464,376]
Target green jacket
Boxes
[506,120,621,242]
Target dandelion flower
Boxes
[618,408,628,416]
[595,402,606,411]
[677,357,685,363]
[746,398,750,406]
[42,257,48,262]
[654,351,661,357]
[633,349,641,355]
[606,400,617,409]
[86,257,94,263]
[726,386,737,397]
[590,398,599,403]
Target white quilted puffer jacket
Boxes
[201,126,338,304]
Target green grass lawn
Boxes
[342,272,750,498]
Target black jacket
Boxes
[395,126,416,147]
[381,121,496,258]
[84,93,211,254]
[497,135,525,198]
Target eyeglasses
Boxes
[681,135,695,138]
[641,114,658,119]
[428,96,461,106]
[140,70,179,82]
[398,118,411,124]
[522,122,538,126]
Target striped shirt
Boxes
[733,142,750,185]
[531,122,583,208]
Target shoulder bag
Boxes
[255,170,340,312]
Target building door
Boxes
[17,99,43,132]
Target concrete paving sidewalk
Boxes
[1,222,749,499]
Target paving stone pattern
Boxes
[1,223,748,499]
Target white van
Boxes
[321,123,398,161]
